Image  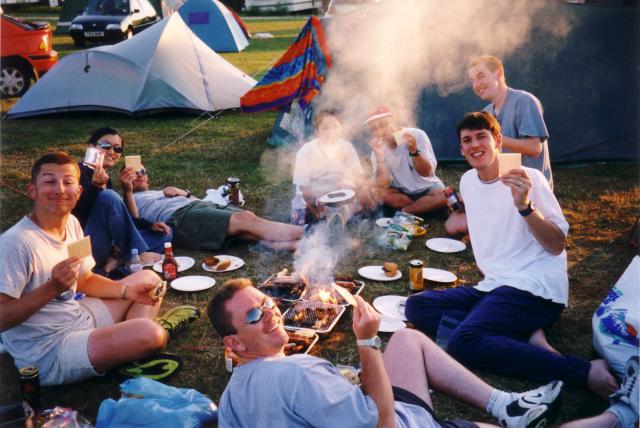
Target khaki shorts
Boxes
[43,297,114,386]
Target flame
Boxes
[315,287,339,305]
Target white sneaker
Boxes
[610,355,639,416]
[497,380,564,428]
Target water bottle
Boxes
[129,248,143,273]
[290,188,307,225]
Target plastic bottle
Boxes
[290,188,307,225]
[162,242,178,281]
[129,248,142,273]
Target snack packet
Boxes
[378,223,412,251]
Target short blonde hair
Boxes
[469,55,506,83]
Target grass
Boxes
[1,16,639,426]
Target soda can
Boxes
[409,260,424,292]
[444,187,465,212]
[226,177,241,206]
[19,367,41,411]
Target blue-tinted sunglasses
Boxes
[97,140,124,153]
[245,298,276,324]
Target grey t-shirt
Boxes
[371,127,443,194]
[219,354,438,428]
[484,88,553,189]
[133,190,194,223]
[0,216,96,382]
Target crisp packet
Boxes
[379,223,412,251]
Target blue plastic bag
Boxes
[96,378,217,428]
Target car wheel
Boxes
[74,38,85,48]
[0,62,32,98]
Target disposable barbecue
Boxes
[303,279,364,306]
[258,270,307,301]
[283,301,344,335]
[283,329,319,356]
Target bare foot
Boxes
[140,252,162,265]
[529,328,561,355]
[587,359,619,400]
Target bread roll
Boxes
[382,262,398,277]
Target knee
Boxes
[138,319,168,351]
[229,211,257,232]
[446,326,479,361]
[123,269,161,286]
[405,292,436,326]
[444,212,467,237]
[388,328,427,348]
[97,189,123,206]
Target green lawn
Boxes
[1,15,639,426]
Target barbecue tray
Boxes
[282,301,345,335]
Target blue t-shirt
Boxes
[218,354,437,428]
[484,88,553,189]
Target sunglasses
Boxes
[245,297,276,325]
[97,141,124,153]
[136,167,148,176]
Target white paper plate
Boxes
[169,275,216,292]
[426,238,466,253]
[152,256,195,273]
[373,295,408,321]
[358,265,402,282]
[375,217,392,227]
[378,314,406,333]
[318,189,356,205]
[202,255,245,273]
[423,267,457,283]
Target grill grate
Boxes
[283,301,344,334]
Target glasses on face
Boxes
[97,140,124,153]
[245,297,277,325]
[136,168,148,176]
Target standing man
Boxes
[0,152,193,385]
[446,56,552,236]
[366,106,448,216]
[406,112,617,399]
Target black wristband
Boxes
[185,190,191,198]
[518,201,535,217]
[409,150,420,157]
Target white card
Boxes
[125,155,142,171]
[498,153,522,176]
[67,236,92,259]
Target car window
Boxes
[85,0,131,15]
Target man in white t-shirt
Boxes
[365,106,447,216]
[0,152,180,385]
[405,112,618,398]
[293,110,365,220]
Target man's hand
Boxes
[352,295,380,340]
[124,281,162,306]
[119,167,136,192]
[91,163,109,188]
[370,138,386,158]
[404,132,418,153]
[163,187,186,198]
[151,222,171,235]
[501,168,531,210]
[51,257,82,294]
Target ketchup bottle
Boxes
[162,242,178,281]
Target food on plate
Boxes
[216,259,231,271]
[149,281,167,301]
[382,262,398,277]
[203,256,219,267]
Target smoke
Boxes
[313,0,569,137]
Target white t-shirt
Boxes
[293,138,364,196]
[460,167,569,305]
[370,128,442,194]
[0,215,96,378]
[134,190,193,223]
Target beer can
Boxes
[19,367,41,411]
[409,259,424,292]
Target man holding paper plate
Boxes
[407,112,617,398]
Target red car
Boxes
[1,14,58,97]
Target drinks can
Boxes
[409,259,424,292]
[444,187,464,212]
[226,177,240,206]
[19,367,41,411]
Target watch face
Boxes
[373,336,382,349]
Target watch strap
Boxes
[409,150,421,157]
[356,336,381,350]
[518,201,535,217]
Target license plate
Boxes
[84,31,104,37]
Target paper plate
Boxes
[169,275,216,292]
[378,314,406,333]
[318,189,355,205]
[358,265,402,282]
[202,255,245,273]
[423,267,457,283]
[373,295,408,321]
[152,256,195,273]
[376,217,392,227]
[426,238,466,253]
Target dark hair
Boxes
[31,152,80,183]
[456,111,501,142]
[313,109,340,129]
[207,278,253,338]
[88,127,125,149]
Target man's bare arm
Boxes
[501,136,543,158]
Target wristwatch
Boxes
[408,149,421,157]
[518,201,536,217]
[357,336,382,350]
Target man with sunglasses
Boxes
[208,279,565,428]
[365,106,448,217]
[130,167,304,251]
[73,127,171,275]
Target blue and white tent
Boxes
[178,0,248,53]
